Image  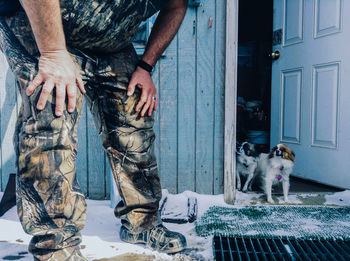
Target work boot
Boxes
[120,224,187,254]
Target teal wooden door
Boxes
[0,0,226,198]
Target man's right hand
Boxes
[26,50,86,117]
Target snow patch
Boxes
[1,189,349,260]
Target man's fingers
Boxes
[67,84,77,113]
[55,84,66,116]
[76,76,86,94]
[36,80,54,110]
[141,96,152,116]
[135,90,148,112]
[127,78,136,96]
[26,74,43,95]
[153,94,158,111]
[148,100,155,117]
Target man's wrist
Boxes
[137,59,154,73]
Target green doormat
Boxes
[195,206,350,240]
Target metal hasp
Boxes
[188,0,201,7]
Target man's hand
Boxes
[21,0,86,117]
[26,50,85,116]
[129,0,186,117]
[127,67,157,117]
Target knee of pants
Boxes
[105,128,156,166]
[15,90,82,182]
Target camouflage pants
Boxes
[0,13,162,259]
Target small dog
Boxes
[256,144,295,203]
[236,142,259,192]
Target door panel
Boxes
[283,0,304,46]
[271,0,350,188]
[281,68,302,144]
[311,62,339,148]
[314,0,342,38]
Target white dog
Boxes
[236,142,259,192]
[256,144,295,203]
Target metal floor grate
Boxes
[213,236,350,261]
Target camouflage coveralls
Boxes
[0,0,168,259]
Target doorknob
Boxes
[270,50,280,60]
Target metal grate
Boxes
[213,236,350,261]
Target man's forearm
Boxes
[141,0,187,66]
[21,0,66,53]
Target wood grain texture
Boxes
[0,55,17,191]
[76,102,88,195]
[213,0,226,194]
[152,62,161,167]
[158,36,178,194]
[196,2,216,194]
[177,6,196,193]
[0,55,4,190]
[224,0,239,204]
[105,153,110,199]
[86,109,106,199]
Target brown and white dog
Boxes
[256,144,295,203]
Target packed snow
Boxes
[0,189,349,260]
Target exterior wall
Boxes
[0,0,226,199]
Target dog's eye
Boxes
[280,148,286,152]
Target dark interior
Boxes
[237,0,273,153]
[236,0,343,192]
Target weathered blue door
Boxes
[271,0,350,188]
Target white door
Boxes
[271,0,350,188]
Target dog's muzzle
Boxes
[276,150,283,157]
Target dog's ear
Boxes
[282,145,295,162]
[268,146,277,159]
[288,150,296,162]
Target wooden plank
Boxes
[105,152,110,199]
[159,36,178,194]
[0,55,17,191]
[86,108,105,199]
[76,101,88,196]
[152,62,161,169]
[0,55,4,190]
[224,0,239,204]
[195,1,216,194]
[177,7,196,193]
[213,0,226,194]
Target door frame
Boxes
[224,0,239,204]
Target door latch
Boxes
[188,0,201,7]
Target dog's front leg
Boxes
[265,176,274,203]
[242,166,256,192]
[236,170,241,191]
[282,176,290,203]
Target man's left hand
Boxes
[127,67,157,117]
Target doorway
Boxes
[235,0,344,193]
[236,0,273,153]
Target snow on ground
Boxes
[325,190,350,206]
[1,190,350,260]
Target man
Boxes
[0,0,187,260]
